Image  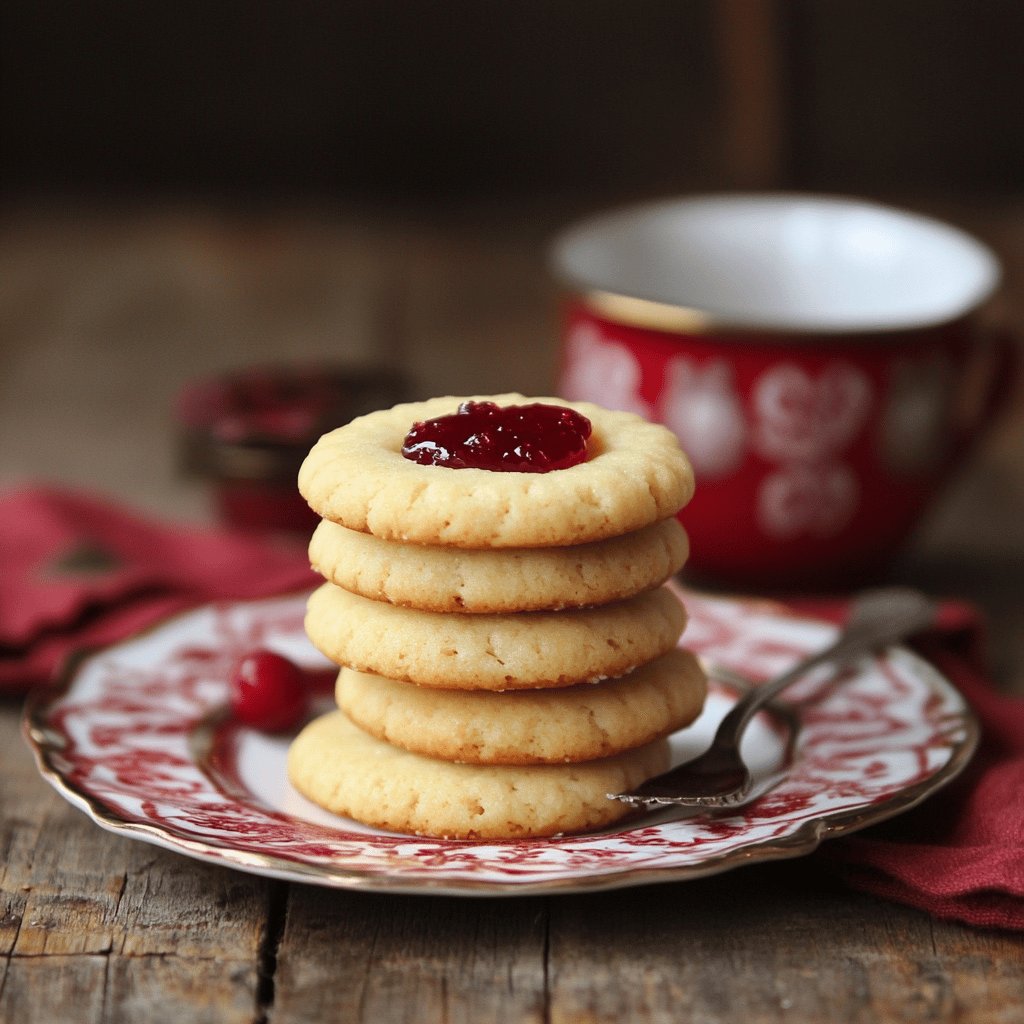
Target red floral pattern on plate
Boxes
[25,590,977,895]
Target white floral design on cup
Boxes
[758,463,860,539]
[660,357,747,480]
[753,362,872,539]
[559,324,652,418]
[753,363,872,463]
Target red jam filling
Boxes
[401,401,592,472]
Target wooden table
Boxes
[2,199,1023,1022]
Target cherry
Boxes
[401,400,592,473]
[229,650,311,732]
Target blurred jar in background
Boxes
[177,364,408,533]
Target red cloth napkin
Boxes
[0,487,315,692]
[791,595,1024,932]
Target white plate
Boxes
[25,590,977,896]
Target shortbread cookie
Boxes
[298,394,694,548]
[288,710,669,839]
[306,582,686,690]
[336,648,706,764]
[309,516,689,613]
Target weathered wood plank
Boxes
[103,954,259,1024]
[546,862,1024,1024]
[0,705,268,1021]
[271,886,548,1024]
[0,703,48,957]
[0,953,258,1024]
[0,955,108,1024]
[929,918,1024,1023]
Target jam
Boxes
[402,401,592,472]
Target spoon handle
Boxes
[710,587,937,749]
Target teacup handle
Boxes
[951,327,1021,463]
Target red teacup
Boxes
[551,194,1015,587]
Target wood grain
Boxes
[0,709,267,1023]
[271,887,548,1023]
[547,867,1024,1024]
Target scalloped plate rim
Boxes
[22,593,980,897]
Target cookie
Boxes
[305,581,686,690]
[287,709,669,839]
[298,394,694,548]
[309,516,689,613]
[335,648,707,765]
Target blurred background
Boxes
[1,0,1021,573]
[4,2,1022,201]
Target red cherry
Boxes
[229,650,311,732]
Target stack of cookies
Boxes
[288,393,705,840]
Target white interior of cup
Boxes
[551,194,1000,332]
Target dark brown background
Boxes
[3,1,1021,202]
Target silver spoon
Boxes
[610,586,939,810]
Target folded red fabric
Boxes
[0,487,315,691]
[793,596,1024,932]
